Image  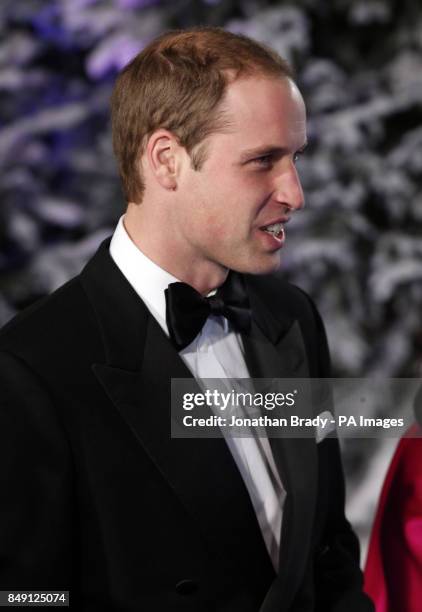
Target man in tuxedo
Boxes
[0,28,373,611]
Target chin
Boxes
[230,254,282,276]
[253,261,282,275]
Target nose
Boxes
[273,161,305,212]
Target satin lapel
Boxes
[81,244,272,577]
[93,316,273,576]
[242,287,318,610]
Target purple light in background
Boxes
[114,38,144,69]
[116,0,162,8]
[31,5,74,49]
[86,35,144,78]
[67,0,100,7]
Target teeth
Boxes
[263,223,283,236]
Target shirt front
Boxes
[109,215,286,570]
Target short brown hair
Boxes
[111,27,293,203]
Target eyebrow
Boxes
[239,142,308,164]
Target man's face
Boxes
[173,75,307,277]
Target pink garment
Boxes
[365,424,422,612]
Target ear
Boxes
[145,129,180,191]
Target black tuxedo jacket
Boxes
[0,239,373,611]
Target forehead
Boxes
[219,76,306,149]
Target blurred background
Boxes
[1,0,421,563]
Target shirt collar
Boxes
[109,215,180,335]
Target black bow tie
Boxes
[165,273,251,351]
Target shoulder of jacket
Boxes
[0,275,95,355]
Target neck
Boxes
[123,208,229,295]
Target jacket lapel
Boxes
[243,279,318,610]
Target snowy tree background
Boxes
[1,0,421,564]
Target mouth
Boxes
[258,217,291,244]
[260,222,285,240]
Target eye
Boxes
[293,147,306,164]
[252,154,273,168]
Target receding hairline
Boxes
[189,72,299,141]
[189,73,306,170]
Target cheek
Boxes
[201,210,231,241]
[187,172,262,240]
[190,187,232,236]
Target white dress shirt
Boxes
[109,215,286,570]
